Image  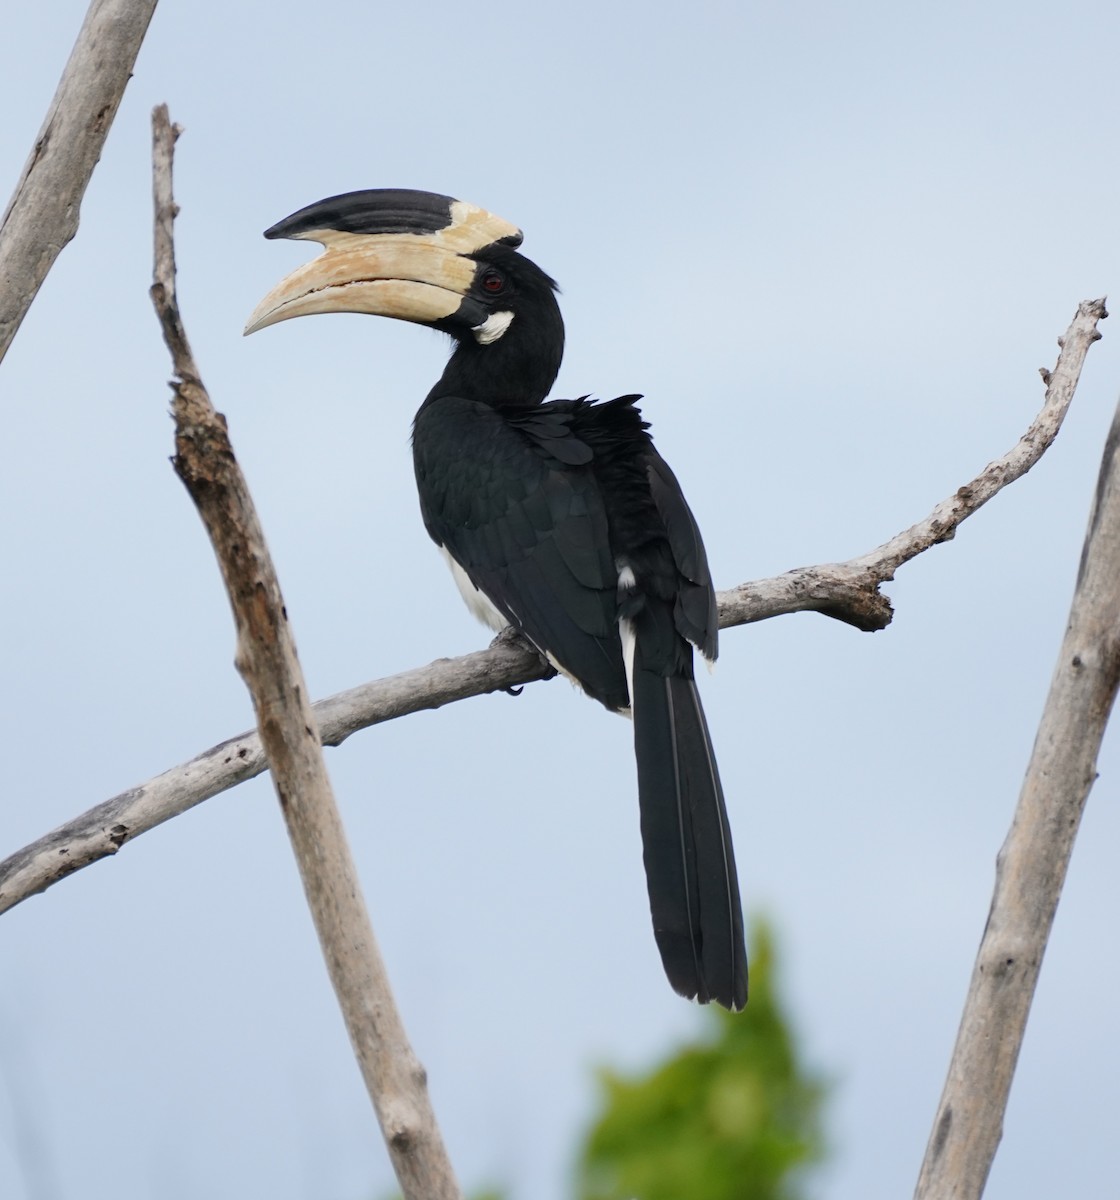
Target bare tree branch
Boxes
[0,636,552,915]
[147,105,461,1200]
[721,298,1108,632]
[914,354,1120,1199]
[0,299,1105,915]
[0,0,158,366]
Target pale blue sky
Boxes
[3,3,1120,1198]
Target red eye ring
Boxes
[481,270,505,294]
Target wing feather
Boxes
[414,397,628,710]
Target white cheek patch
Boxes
[438,547,509,633]
[472,310,514,345]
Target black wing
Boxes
[413,395,629,711]
[645,452,718,662]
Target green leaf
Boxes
[577,918,829,1200]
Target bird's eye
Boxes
[480,270,506,294]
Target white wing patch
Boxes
[619,617,636,721]
[438,546,509,632]
[617,564,637,720]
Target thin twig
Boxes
[914,379,1120,1199]
[0,0,158,366]
[147,105,461,1200]
[0,300,1106,914]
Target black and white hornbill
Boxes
[245,189,747,1010]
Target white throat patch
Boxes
[472,310,514,345]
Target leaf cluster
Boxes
[577,920,827,1200]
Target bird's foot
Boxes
[489,626,557,687]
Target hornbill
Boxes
[245,189,747,1010]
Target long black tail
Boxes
[631,650,747,1010]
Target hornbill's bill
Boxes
[245,189,748,1010]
